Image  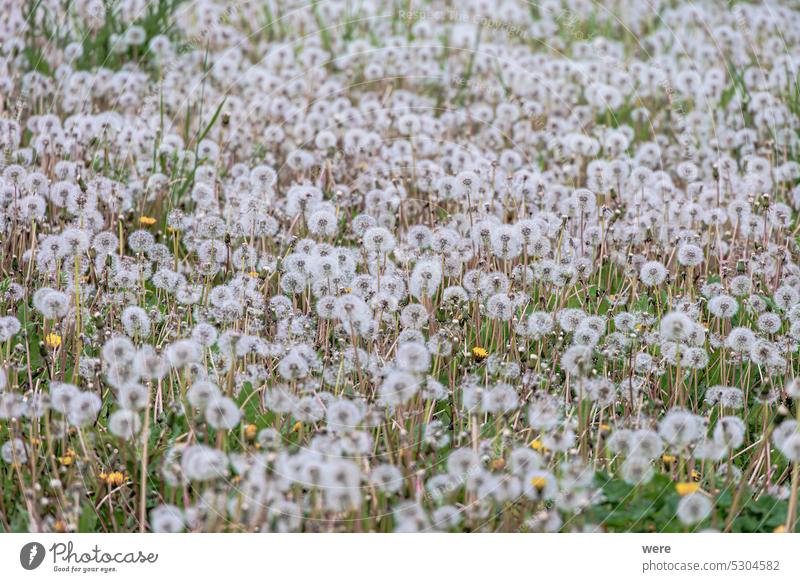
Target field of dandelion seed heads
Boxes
[2,0,800,534]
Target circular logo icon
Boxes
[20,542,46,570]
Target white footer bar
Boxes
[1,533,796,581]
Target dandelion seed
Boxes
[676,493,712,526]
[204,396,242,430]
[109,409,141,439]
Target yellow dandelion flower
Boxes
[248,270,259,278]
[530,476,548,490]
[138,216,157,225]
[530,439,544,451]
[774,525,787,533]
[245,424,258,440]
[105,472,126,486]
[472,346,488,361]
[291,421,303,433]
[675,482,700,496]
[661,454,676,464]
[59,456,73,466]
[45,333,62,348]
